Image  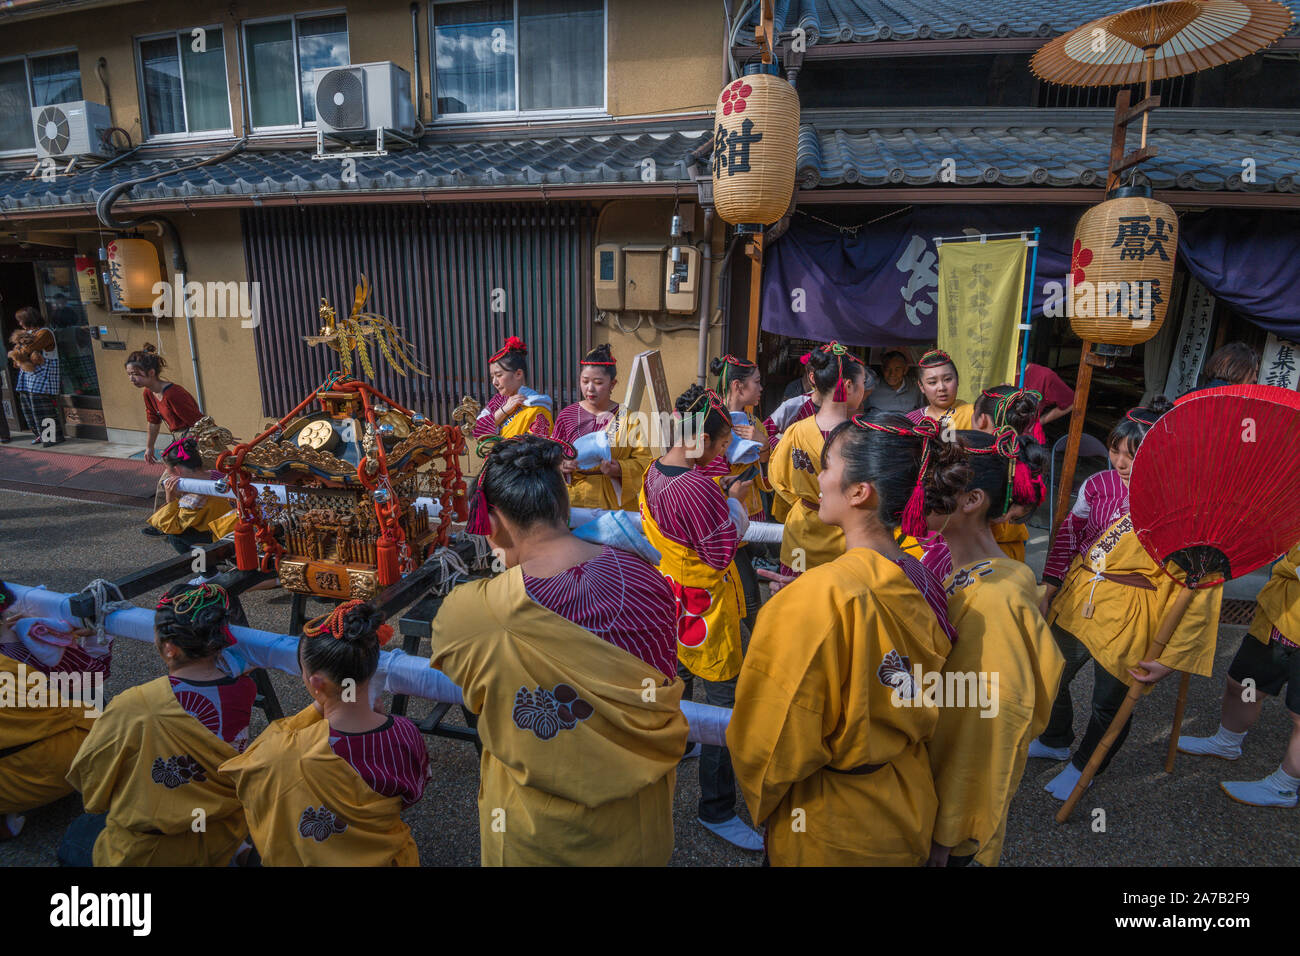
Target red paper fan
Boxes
[1130,385,1300,587]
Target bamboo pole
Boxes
[1057,585,1197,823]
[1165,671,1192,773]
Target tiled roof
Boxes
[0,127,709,213]
[741,0,1300,44]
[797,117,1300,191]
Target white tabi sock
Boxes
[1045,762,1091,801]
[1221,765,1300,808]
[1178,724,1246,759]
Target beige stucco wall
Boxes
[0,0,723,137]
[76,210,265,442]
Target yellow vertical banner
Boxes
[937,238,1027,402]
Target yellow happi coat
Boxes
[501,402,553,439]
[567,413,654,512]
[640,471,745,683]
[707,414,772,519]
[922,400,974,432]
[0,652,96,814]
[149,495,239,540]
[1250,544,1300,646]
[66,675,246,867]
[728,547,953,866]
[992,520,1029,562]
[1048,514,1222,684]
[220,705,419,866]
[769,416,844,572]
[930,559,1064,866]
[430,567,688,866]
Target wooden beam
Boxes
[1105,89,1132,195]
[1114,145,1159,174]
[1117,95,1161,127]
[746,235,763,362]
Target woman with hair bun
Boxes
[146,436,239,553]
[768,342,872,581]
[125,343,202,464]
[729,412,956,865]
[553,344,651,511]
[641,385,757,850]
[0,582,111,841]
[699,354,771,520]
[1034,396,1222,801]
[222,601,429,866]
[433,434,687,865]
[922,385,1048,578]
[64,583,253,866]
[920,429,1063,867]
[907,349,973,432]
[471,336,554,440]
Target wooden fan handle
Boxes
[1165,672,1192,774]
[1057,586,1196,823]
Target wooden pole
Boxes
[746,235,763,362]
[1165,671,1192,773]
[1050,342,1097,537]
[1057,585,1198,823]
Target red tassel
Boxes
[466,485,492,535]
[377,538,400,587]
[234,523,257,571]
[1012,462,1042,506]
[900,481,927,539]
[1031,419,1046,444]
[832,377,847,403]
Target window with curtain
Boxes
[138,28,231,137]
[432,0,603,118]
[0,51,84,152]
[246,13,349,129]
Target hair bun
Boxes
[1147,394,1174,415]
[709,356,726,376]
[675,384,706,415]
[143,343,157,354]
[340,604,385,645]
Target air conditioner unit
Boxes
[31,100,113,160]
[313,62,415,136]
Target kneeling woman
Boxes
[432,435,687,865]
[472,336,554,440]
[147,436,238,554]
[222,601,429,865]
[769,343,870,578]
[65,583,253,866]
[0,584,110,840]
[729,413,957,865]
[922,429,1064,867]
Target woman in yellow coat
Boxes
[906,349,974,433]
[769,342,871,579]
[64,583,254,866]
[433,434,688,865]
[921,429,1063,867]
[0,584,109,841]
[1178,543,1300,808]
[729,412,958,865]
[471,336,555,441]
[554,345,652,511]
[147,436,239,552]
[222,601,429,865]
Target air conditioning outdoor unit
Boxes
[313,62,415,136]
[31,100,113,160]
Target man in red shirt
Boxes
[1023,362,1075,426]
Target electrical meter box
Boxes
[664,246,700,314]
[594,243,623,310]
[622,244,665,312]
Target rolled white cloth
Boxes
[7,583,732,744]
[571,429,611,470]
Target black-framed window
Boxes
[0,50,82,152]
[244,12,350,129]
[431,0,605,119]
[136,26,232,138]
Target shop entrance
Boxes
[0,247,105,441]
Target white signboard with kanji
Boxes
[1163,277,1216,398]
[1259,333,1300,390]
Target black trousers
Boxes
[680,662,741,824]
[1040,623,1134,775]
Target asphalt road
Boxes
[1,488,1295,866]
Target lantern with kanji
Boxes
[1069,186,1178,350]
[711,63,799,230]
[106,238,163,311]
